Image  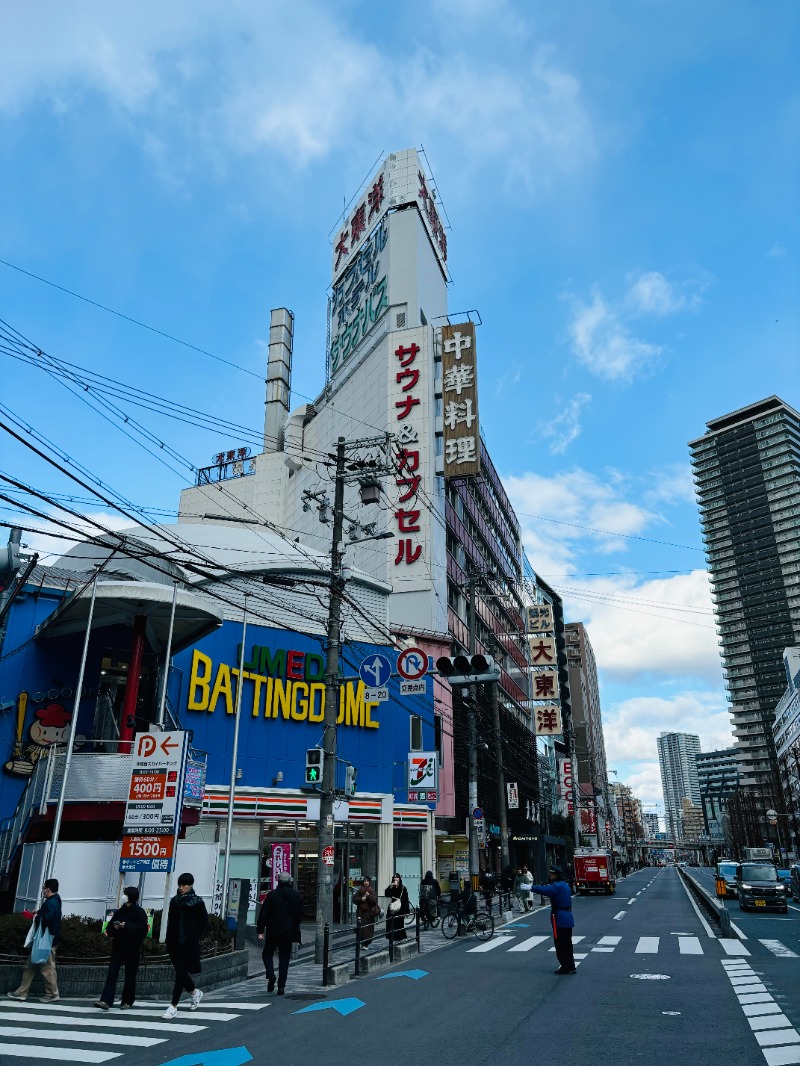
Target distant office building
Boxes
[565,622,611,845]
[696,748,739,841]
[643,812,660,838]
[689,396,800,828]
[658,732,701,839]
[682,799,705,842]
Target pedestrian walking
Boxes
[384,872,410,942]
[257,872,303,995]
[522,865,534,909]
[418,870,441,929]
[513,868,527,912]
[8,878,62,1002]
[531,866,576,975]
[162,872,208,1019]
[352,875,379,946]
[94,886,149,1010]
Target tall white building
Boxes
[657,732,701,840]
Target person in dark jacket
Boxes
[257,873,304,994]
[418,870,441,929]
[531,867,576,975]
[94,886,149,1009]
[352,875,379,946]
[9,878,62,1002]
[384,873,410,941]
[162,872,208,1019]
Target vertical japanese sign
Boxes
[533,704,563,737]
[271,842,292,891]
[393,334,426,570]
[559,759,574,817]
[120,731,188,873]
[506,781,519,809]
[441,323,480,478]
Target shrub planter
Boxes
[0,949,249,999]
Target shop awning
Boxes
[34,580,224,653]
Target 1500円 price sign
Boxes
[120,731,188,873]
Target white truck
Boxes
[743,847,774,861]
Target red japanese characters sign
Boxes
[533,703,563,736]
[393,339,425,569]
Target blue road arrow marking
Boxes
[503,923,529,928]
[377,969,429,981]
[294,998,365,1017]
[159,1048,252,1066]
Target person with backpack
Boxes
[418,870,441,929]
[94,885,149,1010]
[8,878,62,1002]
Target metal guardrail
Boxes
[322,909,421,985]
[677,865,735,938]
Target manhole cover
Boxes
[630,973,671,980]
[662,1011,681,1016]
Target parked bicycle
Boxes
[440,901,494,941]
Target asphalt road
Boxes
[3,868,800,1066]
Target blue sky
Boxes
[1,1,798,814]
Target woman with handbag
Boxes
[384,872,410,942]
[351,875,379,947]
[9,878,62,1002]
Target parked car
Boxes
[736,862,789,913]
[715,860,738,899]
[777,868,792,889]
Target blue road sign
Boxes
[294,998,365,1017]
[359,653,392,689]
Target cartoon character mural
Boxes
[4,693,72,777]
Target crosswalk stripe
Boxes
[0,1025,165,1048]
[508,936,549,953]
[0,1044,120,1062]
[165,1002,267,1010]
[0,1011,205,1035]
[548,936,584,952]
[679,937,703,955]
[592,936,621,952]
[636,937,659,953]
[0,1003,238,1022]
[720,940,751,956]
[467,935,515,953]
[760,940,800,958]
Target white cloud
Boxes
[767,242,787,258]
[644,463,696,507]
[624,270,706,316]
[0,5,597,191]
[566,290,663,382]
[537,392,591,454]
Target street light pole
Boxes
[315,437,346,962]
[466,566,480,882]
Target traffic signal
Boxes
[435,653,500,684]
[345,765,357,797]
[305,747,324,785]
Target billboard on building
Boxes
[441,322,481,479]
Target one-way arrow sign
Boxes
[293,998,365,1017]
[377,969,429,981]
[161,735,179,755]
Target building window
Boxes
[410,715,423,751]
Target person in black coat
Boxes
[162,872,208,1019]
[418,870,441,929]
[257,873,304,994]
[385,872,410,942]
[95,886,149,1009]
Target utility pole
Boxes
[486,636,509,868]
[466,566,480,882]
[315,437,346,963]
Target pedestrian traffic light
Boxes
[345,765,357,797]
[435,653,500,684]
[305,747,324,785]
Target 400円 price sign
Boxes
[120,731,189,873]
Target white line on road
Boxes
[720,940,751,956]
[549,936,585,951]
[742,1003,783,1018]
[635,937,659,953]
[508,936,549,953]
[756,1030,800,1049]
[760,940,800,958]
[676,871,716,938]
[749,1015,796,1031]
[0,1044,119,1062]
[0,1026,164,1048]
[467,935,515,953]
[0,1003,238,1022]
[591,936,621,954]
[739,994,775,1005]
[161,1002,268,1010]
[679,937,703,955]
[613,911,627,920]
[627,898,637,905]
[0,1012,204,1035]
[730,920,748,940]
[762,1048,800,1065]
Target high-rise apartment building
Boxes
[689,397,800,822]
[696,748,739,841]
[657,732,701,840]
[642,812,660,838]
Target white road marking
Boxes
[678,937,703,955]
[730,920,748,939]
[591,936,621,954]
[0,1026,164,1047]
[762,1048,800,1066]
[731,977,767,987]
[636,937,659,953]
[613,911,627,920]
[756,1029,800,1048]
[548,936,585,952]
[0,1003,238,1022]
[735,984,769,996]
[760,940,800,958]
[467,935,515,953]
[742,1003,782,1018]
[508,936,549,953]
[627,898,637,905]
[750,1015,795,1032]
[676,873,716,937]
[720,939,751,955]
[163,1002,267,1010]
[0,1012,204,1035]
[0,1045,120,1062]
[739,994,774,1004]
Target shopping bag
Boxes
[31,927,53,965]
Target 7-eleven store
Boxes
[201,786,434,922]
